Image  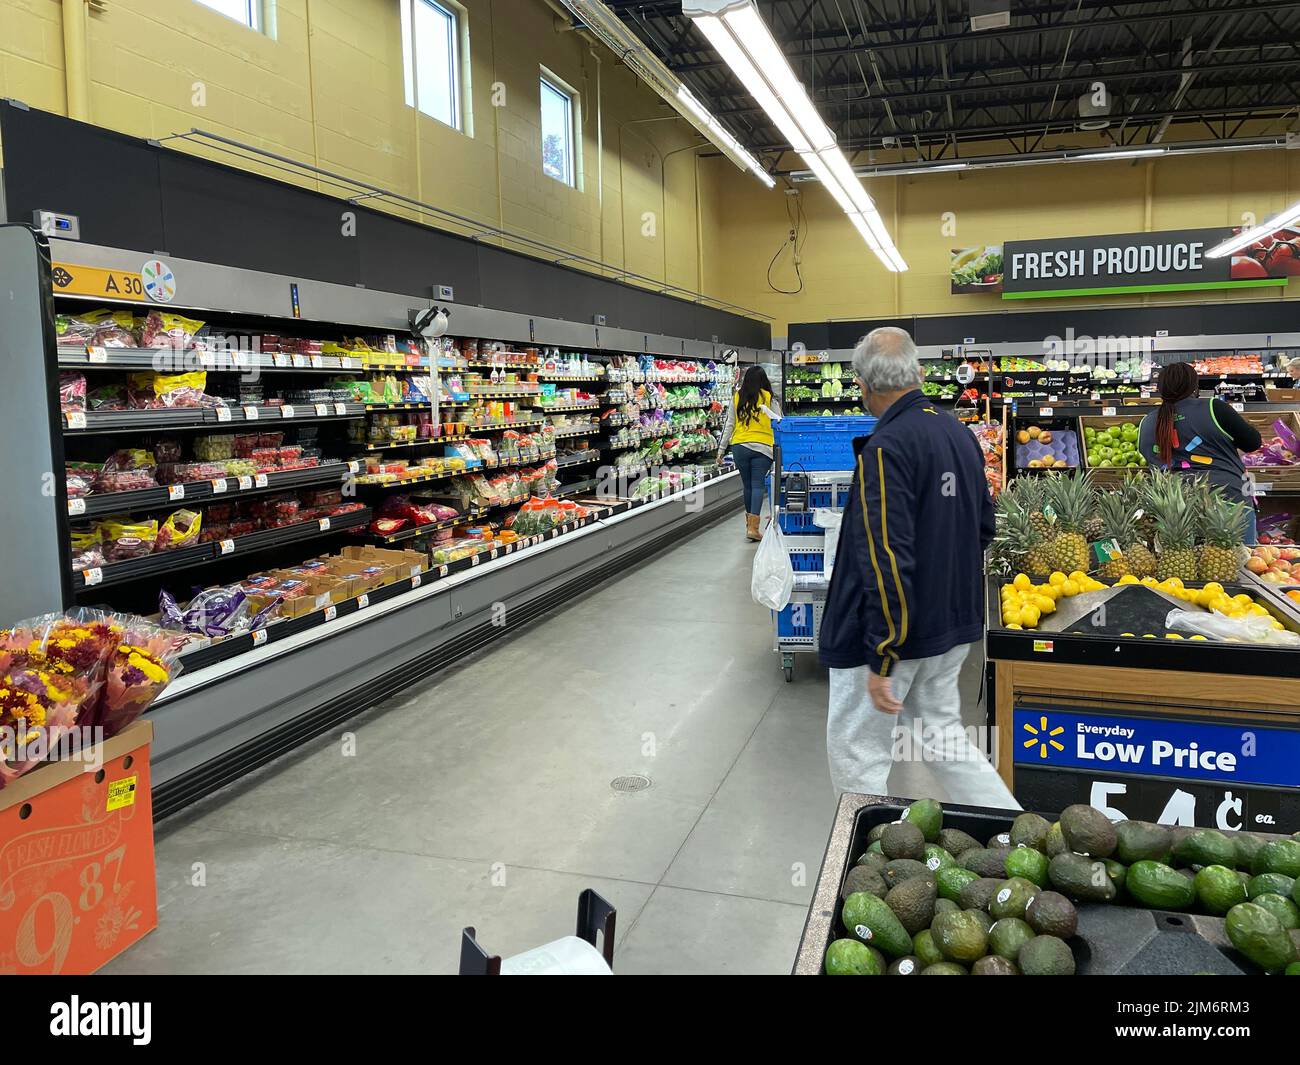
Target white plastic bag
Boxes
[752,519,795,610]
[813,509,843,576]
[1165,608,1300,646]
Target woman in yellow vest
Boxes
[717,365,781,541]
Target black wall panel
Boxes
[0,103,769,347]
[788,321,830,349]
[827,317,915,349]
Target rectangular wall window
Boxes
[195,0,262,31]
[540,73,576,187]
[401,0,463,131]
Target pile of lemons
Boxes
[999,570,1105,630]
[1111,575,1283,630]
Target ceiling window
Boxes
[540,71,577,187]
[402,0,463,131]
[195,0,261,31]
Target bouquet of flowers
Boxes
[96,618,182,739]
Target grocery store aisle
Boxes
[107,511,987,976]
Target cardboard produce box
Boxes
[339,545,428,577]
[0,721,157,974]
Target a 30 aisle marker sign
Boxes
[50,258,176,303]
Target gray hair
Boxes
[852,327,923,393]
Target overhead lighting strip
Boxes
[1206,199,1300,259]
[555,0,774,187]
[685,0,906,272]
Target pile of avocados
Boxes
[825,798,1300,976]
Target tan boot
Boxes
[745,513,761,541]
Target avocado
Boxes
[990,876,1039,920]
[1194,865,1248,916]
[882,821,926,861]
[841,891,913,958]
[887,955,922,975]
[1025,891,1078,938]
[841,865,888,901]
[937,828,982,857]
[1174,829,1238,870]
[958,876,1004,912]
[934,897,959,915]
[1010,812,1052,852]
[1251,892,1300,931]
[1253,839,1300,879]
[883,859,933,889]
[1018,934,1076,975]
[1288,962,1300,976]
[1233,832,1265,872]
[1127,860,1196,910]
[987,831,1013,849]
[922,844,956,873]
[1059,804,1117,858]
[886,876,938,935]
[936,865,981,902]
[1225,902,1298,973]
[1045,821,1068,858]
[1048,852,1118,903]
[866,822,890,845]
[1248,872,1296,900]
[913,928,944,967]
[966,908,994,935]
[988,916,1036,961]
[1005,847,1049,887]
[854,849,889,872]
[920,962,967,974]
[866,839,884,856]
[1103,859,1127,895]
[824,938,884,974]
[1115,820,1172,865]
[971,955,1019,975]
[932,910,989,963]
[961,847,1014,878]
[902,798,943,842]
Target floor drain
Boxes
[610,774,651,792]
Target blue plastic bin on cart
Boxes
[775,415,877,471]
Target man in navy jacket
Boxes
[818,327,1018,807]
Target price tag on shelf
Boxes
[315,403,329,417]
[292,354,308,368]
[251,629,268,647]
[438,565,448,578]
[281,405,297,418]
[1102,406,1117,417]
[87,346,108,363]
[357,593,369,609]
[1232,402,1245,412]
[235,475,252,491]
[310,354,324,368]
[66,411,87,429]
[243,406,259,420]
[220,539,235,555]
[1091,392,1101,401]
[82,567,103,586]
[216,406,233,422]
[211,478,228,493]
[334,402,348,416]
[342,357,357,370]
[1038,407,1052,417]
[411,572,422,588]
[490,549,499,560]
[324,605,338,622]
[470,554,479,566]
[254,473,269,488]
[168,484,186,501]
[274,354,291,368]
[318,517,331,531]
[347,460,360,475]
[1048,395,1059,403]
[1220,373,1228,380]
[67,497,86,516]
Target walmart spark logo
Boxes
[1023,715,1066,759]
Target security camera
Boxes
[409,306,451,340]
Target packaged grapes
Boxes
[155,508,202,551]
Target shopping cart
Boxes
[770,416,876,681]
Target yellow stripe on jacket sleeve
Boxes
[876,448,909,647]
[858,452,898,676]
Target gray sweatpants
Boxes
[827,643,1020,809]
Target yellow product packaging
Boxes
[97,518,160,543]
[157,508,202,551]
[70,526,101,549]
[127,370,208,398]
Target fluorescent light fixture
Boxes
[1206,199,1300,258]
[555,0,774,187]
[685,0,907,271]
[1077,147,1166,161]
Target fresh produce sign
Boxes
[1013,706,1300,789]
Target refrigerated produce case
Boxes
[0,226,774,812]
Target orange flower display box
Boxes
[0,721,157,973]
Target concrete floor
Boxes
[106,510,987,975]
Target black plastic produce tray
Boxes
[793,794,1250,975]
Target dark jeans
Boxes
[731,443,773,516]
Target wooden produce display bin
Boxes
[1242,409,1300,494]
[0,721,157,973]
[1077,412,1151,486]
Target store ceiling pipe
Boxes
[61,0,90,122]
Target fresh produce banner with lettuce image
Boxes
[950,245,1004,294]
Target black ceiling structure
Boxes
[602,0,1300,170]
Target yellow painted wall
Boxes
[708,147,1300,337]
[0,0,732,306]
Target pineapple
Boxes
[1120,475,1157,576]
[1197,493,1247,583]
[1093,493,1132,580]
[1042,472,1096,574]
[1150,480,1199,582]
[993,494,1052,577]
